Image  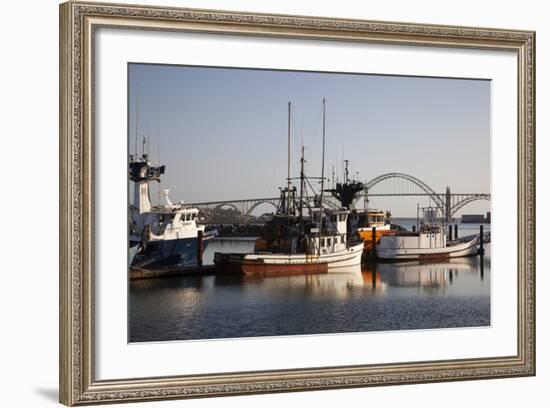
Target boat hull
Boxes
[129,242,141,266]
[357,226,400,253]
[215,242,364,277]
[377,237,478,261]
[132,233,214,270]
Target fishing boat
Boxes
[353,209,405,253]
[327,160,403,254]
[376,207,478,261]
[215,208,364,276]
[214,99,364,277]
[129,152,216,270]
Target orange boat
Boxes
[350,209,401,254]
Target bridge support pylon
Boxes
[445,186,451,223]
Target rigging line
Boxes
[266,110,285,196]
[293,115,303,171]
[305,104,324,158]
[305,176,317,197]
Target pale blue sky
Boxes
[129,63,491,217]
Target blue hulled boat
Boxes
[129,153,216,271]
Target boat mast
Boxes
[287,101,292,217]
[318,98,326,255]
[299,144,305,229]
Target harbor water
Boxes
[129,220,490,342]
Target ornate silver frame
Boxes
[59,1,536,405]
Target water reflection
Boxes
[373,256,487,295]
[130,242,490,342]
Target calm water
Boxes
[129,221,490,342]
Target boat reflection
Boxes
[129,253,490,342]
[214,255,487,297]
[131,256,488,317]
[370,255,486,294]
[215,264,369,299]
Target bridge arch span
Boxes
[245,200,279,217]
[366,173,445,209]
[450,195,490,216]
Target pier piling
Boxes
[197,230,204,269]
[412,225,416,232]
[448,225,453,240]
[372,227,377,257]
[480,224,485,280]
[479,225,484,256]
[454,224,458,239]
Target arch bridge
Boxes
[365,172,490,222]
[191,172,490,223]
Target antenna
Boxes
[341,146,345,186]
[134,82,140,157]
[142,135,146,158]
[156,130,160,165]
[157,129,161,206]
[301,118,304,149]
[344,159,350,184]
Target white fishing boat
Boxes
[377,207,478,261]
[216,206,364,276]
[214,99,363,277]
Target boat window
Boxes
[341,235,345,244]
[327,237,332,246]
[321,238,325,247]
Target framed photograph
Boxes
[59,1,535,405]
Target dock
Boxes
[129,265,216,280]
